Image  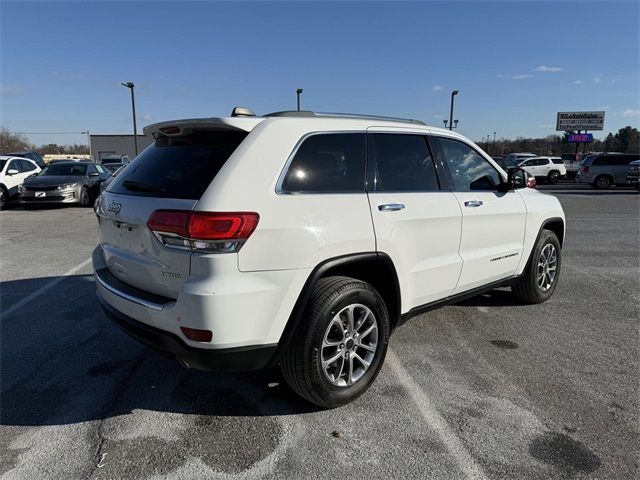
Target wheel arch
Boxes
[542,217,565,246]
[271,252,401,365]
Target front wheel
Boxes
[0,187,7,210]
[281,276,390,408]
[512,229,561,304]
[79,187,92,207]
[547,171,560,184]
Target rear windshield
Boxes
[109,130,248,199]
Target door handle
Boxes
[464,200,483,207]
[378,203,405,212]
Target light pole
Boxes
[296,88,303,111]
[448,90,459,131]
[443,120,448,129]
[121,82,138,156]
[81,130,91,161]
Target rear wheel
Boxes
[281,276,390,408]
[512,229,561,304]
[80,187,91,207]
[594,175,612,189]
[547,171,560,184]
[0,187,7,210]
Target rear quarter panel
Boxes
[196,118,376,272]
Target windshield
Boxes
[0,160,6,171]
[39,164,87,176]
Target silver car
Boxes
[20,161,111,207]
[576,153,640,189]
[626,160,640,191]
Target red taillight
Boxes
[147,210,259,252]
[180,327,212,342]
[582,166,590,173]
[147,210,189,237]
[188,212,259,240]
[160,126,181,135]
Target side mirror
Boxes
[499,168,527,191]
[7,169,19,176]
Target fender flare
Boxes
[269,252,401,366]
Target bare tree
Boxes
[0,127,33,152]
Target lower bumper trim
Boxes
[98,298,278,373]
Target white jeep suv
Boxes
[93,109,565,407]
[518,156,567,184]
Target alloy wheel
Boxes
[537,243,558,292]
[321,304,378,387]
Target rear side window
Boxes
[593,156,614,166]
[371,134,439,192]
[279,133,365,193]
[551,158,564,164]
[110,130,248,199]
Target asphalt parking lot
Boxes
[1,185,638,480]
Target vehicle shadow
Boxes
[0,274,319,427]
[455,288,523,307]
[549,190,637,196]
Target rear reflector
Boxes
[581,166,590,173]
[180,327,213,343]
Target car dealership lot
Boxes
[1,186,638,480]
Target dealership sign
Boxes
[568,133,593,143]
[556,111,605,131]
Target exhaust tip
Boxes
[176,356,190,369]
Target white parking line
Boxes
[386,349,487,480]
[2,257,92,318]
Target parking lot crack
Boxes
[84,352,145,480]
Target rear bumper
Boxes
[98,297,277,372]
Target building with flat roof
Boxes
[89,134,153,162]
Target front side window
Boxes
[371,134,439,192]
[280,133,365,193]
[434,137,501,191]
[7,160,19,172]
[522,159,536,166]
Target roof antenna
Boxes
[231,107,256,117]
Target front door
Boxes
[366,130,463,310]
[429,135,527,294]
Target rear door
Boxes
[429,135,526,293]
[366,129,462,309]
[96,129,249,299]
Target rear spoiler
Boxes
[143,117,265,138]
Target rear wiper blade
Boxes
[122,180,164,193]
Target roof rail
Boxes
[263,110,426,126]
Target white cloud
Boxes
[535,65,563,72]
[432,85,443,91]
[497,74,506,79]
[538,124,553,128]
[1,85,25,96]
[572,80,583,85]
[143,114,153,121]
[597,106,610,111]
[622,109,640,117]
[433,114,443,118]
[512,74,533,80]
[593,76,602,83]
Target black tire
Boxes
[512,229,561,304]
[0,187,7,210]
[281,276,390,408]
[547,171,560,184]
[593,175,612,190]
[80,187,92,207]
